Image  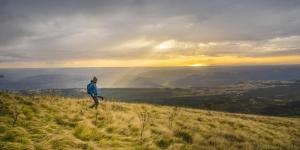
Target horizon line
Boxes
[0,64,300,69]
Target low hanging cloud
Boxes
[0,0,300,66]
[152,35,300,57]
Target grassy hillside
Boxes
[0,92,299,150]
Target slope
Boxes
[0,93,299,150]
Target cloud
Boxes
[152,36,300,57]
[0,0,300,66]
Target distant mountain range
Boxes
[0,65,300,90]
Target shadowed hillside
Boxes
[0,92,299,150]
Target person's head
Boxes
[91,76,98,83]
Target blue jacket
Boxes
[87,81,99,97]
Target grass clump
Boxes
[0,124,7,133]
[174,130,193,144]
[48,136,89,150]
[1,127,32,144]
[55,115,76,127]
[0,127,34,149]
[74,123,101,141]
[155,137,173,149]
[0,142,34,150]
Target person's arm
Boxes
[91,84,98,97]
[96,85,104,100]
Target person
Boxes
[87,76,104,109]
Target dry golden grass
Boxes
[0,92,299,150]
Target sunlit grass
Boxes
[0,92,299,150]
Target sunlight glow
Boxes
[190,63,208,67]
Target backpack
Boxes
[87,83,92,94]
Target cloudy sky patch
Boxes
[0,0,300,67]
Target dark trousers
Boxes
[89,96,99,109]
[89,96,104,109]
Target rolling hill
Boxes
[1,65,300,89]
[0,92,299,150]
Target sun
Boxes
[190,63,208,67]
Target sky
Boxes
[0,0,300,68]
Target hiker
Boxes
[87,76,104,109]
